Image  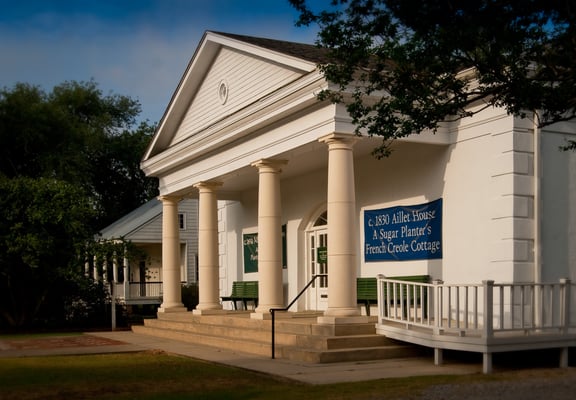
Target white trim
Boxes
[143,31,318,162]
[142,71,327,177]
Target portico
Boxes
[153,133,370,324]
[140,31,378,323]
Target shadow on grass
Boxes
[0,351,574,400]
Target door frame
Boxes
[305,210,328,311]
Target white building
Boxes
[141,31,576,325]
[97,198,198,305]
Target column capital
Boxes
[251,158,288,173]
[158,195,182,204]
[318,133,361,149]
[193,181,223,191]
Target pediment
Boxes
[143,31,322,161]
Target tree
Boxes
[290,0,576,157]
[0,177,95,327]
[0,80,158,229]
[89,122,159,228]
[0,80,159,327]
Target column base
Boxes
[323,306,362,317]
[250,311,271,320]
[251,310,295,320]
[254,305,284,315]
[195,303,223,311]
[157,306,188,314]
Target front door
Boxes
[307,227,328,310]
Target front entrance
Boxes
[306,211,328,310]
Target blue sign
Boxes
[364,199,442,262]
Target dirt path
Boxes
[0,334,126,350]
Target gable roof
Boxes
[211,32,331,64]
[142,31,330,162]
[98,199,162,239]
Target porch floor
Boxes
[377,318,576,373]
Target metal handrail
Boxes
[269,274,327,359]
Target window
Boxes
[313,211,327,227]
[178,213,186,230]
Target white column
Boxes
[102,259,108,283]
[158,195,187,313]
[123,248,129,300]
[84,252,89,277]
[112,251,119,283]
[111,251,118,331]
[93,255,99,281]
[193,181,224,315]
[252,159,287,319]
[318,133,363,323]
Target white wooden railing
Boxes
[113,282,163,300]
[375,275,576,373]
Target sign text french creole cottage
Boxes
[364,199,443,261]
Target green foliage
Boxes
[0,80,159,328]
[0,80,158,228]
[181,283,199,311]
[0,176,95,327]
[48,274,112,329]
[291,0,576,157]
[88,122,159,227]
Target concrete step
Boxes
[132,312,423,363]
[142,316,316,348]
[154,312,378,337]
[141,317,398,351]
[296,334,396,350]
[145,315,385,349]
[132,324,272,357]
[279,343,425,363]
[156,312,265,330]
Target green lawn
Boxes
[0,352,533,400]
[0,331,83,340]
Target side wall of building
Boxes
[217,109,576,306]
[540,120,576,283]
[127,199,199,284]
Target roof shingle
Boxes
[211,31,331,64]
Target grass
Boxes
[0,331,83,340]
[0,333,572,399]
[0,351,560,400]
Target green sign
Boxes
[243,225,287,273]
[317,246,327,263]
[243,233,258,273]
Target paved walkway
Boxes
[0,330,482,384]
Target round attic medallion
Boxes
[218,80,229,104]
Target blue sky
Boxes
[0,0,322,124]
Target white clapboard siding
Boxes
[120,199,198,247]
[117,199,199,283]
[171,46,302,146]
[126,215,162,242]
[180,199,199,283]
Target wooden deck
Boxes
[375,276,576,373]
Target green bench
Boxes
[221,281,259,310]
[357,275,430,316]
